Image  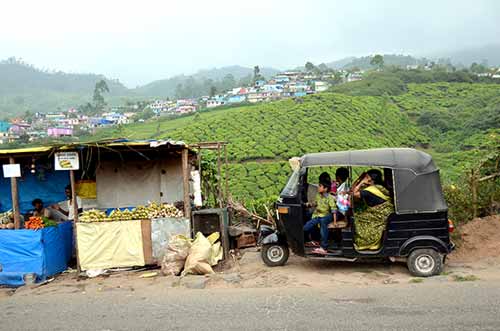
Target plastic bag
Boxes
[182,232,219,276]
[160,235,191,276]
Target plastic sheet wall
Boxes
[0,167,68,213]
[151,218,190,260]
[0,221,73,287]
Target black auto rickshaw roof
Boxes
[299,148,447,214]
[301,148,436,174]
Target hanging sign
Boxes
[2,164,21,178]
[55,152,80,170]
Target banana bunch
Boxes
[131,205,150,219]
[147,202,184,218]
[79,209,107,223]
[109,209,134,221]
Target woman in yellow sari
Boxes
[352,169,394,250]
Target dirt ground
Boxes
[1,215,500,299]
[448,215,500,264]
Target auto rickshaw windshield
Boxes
[281,169,300,197]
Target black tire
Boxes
[261,244,289,267]
[407,248,443,277]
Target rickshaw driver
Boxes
[303,179,337,255]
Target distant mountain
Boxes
[0,58,128,95]
[437,44,500,67]
[326,57,356,69]
[329,54,426,70]
[134,65,280,97]
[0,58,133,118]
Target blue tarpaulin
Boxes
[0,167,68,213]
[0,221,73,286]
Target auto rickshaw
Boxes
[259,148,454,277]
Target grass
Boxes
[409,278,424,283]
[452,274,479,282]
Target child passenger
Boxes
[303,179,336,255]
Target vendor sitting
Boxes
[30,198,50,218]
[51,185,83,221]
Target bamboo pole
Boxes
[182,148,191,219]
[70,170,81,275]
[9,157,20,229]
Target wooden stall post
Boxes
[70,169,81,275]
[9,157,21,229]
[224,144,229,202]
[217,143,222,208]
[182,148,191,219]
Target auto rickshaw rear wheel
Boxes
[261,244,289,267]
[407,248,443,277]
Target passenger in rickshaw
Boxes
[351,169,394,251]
[303,178,336,255]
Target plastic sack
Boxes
[160,235,191,276]
[181,232,218,276]
[207,232,223,266]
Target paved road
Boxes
[1,281,500,331]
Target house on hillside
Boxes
[247,92,271,103]
[176,105,197,114]
[227,94,247,104]
[346,72,363,82]
[314,81,329,92]
[9,122,31,135]
[0,121,11,133]
[47,127,73,138]
[207,95,226,108]
[274,75,290,84]
[254,79,266,87]
[263,84,284,93]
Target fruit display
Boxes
[24,216,58,230]
[143,202,184,219]
[25,216,44,230]
[79,209,108,223]
[77,202,183,223]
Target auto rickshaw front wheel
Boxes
[261,244,290,267]
[407,248,443,277]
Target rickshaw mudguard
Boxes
[261,232,279,245]
[399,235,450,256]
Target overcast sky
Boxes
[1,0,499,87]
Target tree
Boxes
[253,65,264,83]
[93,80,109,112]
[370,54,384,70]
[317,63,329,73]
[209,86,217,97]
[305,61,316,72]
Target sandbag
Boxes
[160,235,191,276]
[182,232,216,276]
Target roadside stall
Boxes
[64,139,197,272]
[0,146,74,286]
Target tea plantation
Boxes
[94,82,499,203]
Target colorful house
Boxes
[47,127,73,137]
[0,121,10,133]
